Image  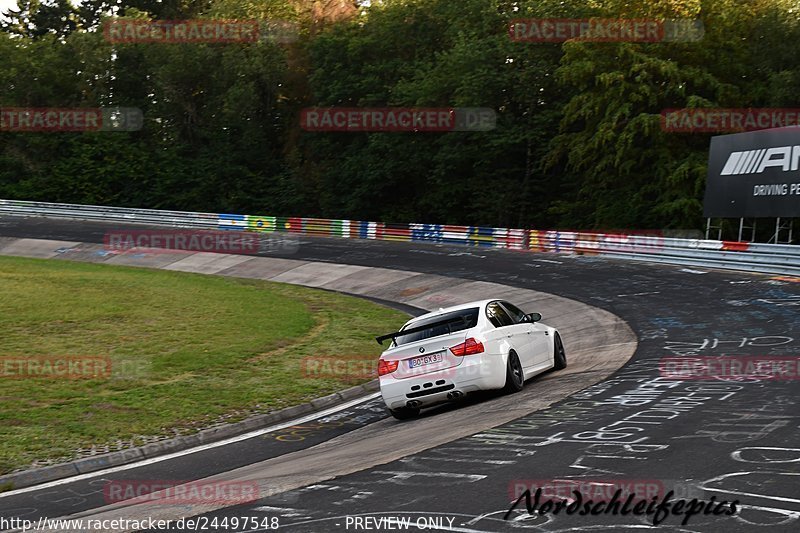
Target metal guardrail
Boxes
[0,199,220,229]
[1,199,798,276]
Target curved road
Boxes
[0,216,799,532]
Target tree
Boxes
[3,0,78,39]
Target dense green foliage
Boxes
[1,0,799,230]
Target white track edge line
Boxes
[0,392,381,498]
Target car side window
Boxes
[486,302,514,328]
[500,301,527,324]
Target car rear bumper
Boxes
[379,354,506,410]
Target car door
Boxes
[486,301,531,366]
[500,301,550,369]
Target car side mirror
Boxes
[525,312,542,323]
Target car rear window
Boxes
[394,308,479,346]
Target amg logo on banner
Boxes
[720,146,800,175]
[704,128,800,218]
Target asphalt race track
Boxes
[0,216,799,533]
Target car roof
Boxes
[404,299,497,327]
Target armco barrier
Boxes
[0,199,798,276]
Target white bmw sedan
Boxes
[376,299,566,420]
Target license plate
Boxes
[408,352,444,368]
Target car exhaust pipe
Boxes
[406,400,422,409]
[447,391,464,400]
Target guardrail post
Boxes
[706,217,722,240]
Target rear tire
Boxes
[389,407,419,420]
[503,351,524,393]
[553,332,567,370]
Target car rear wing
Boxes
[375,315,469,345]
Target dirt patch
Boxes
[399,286,429,297]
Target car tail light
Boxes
[450,338,484,356]
[378,359,399,376]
